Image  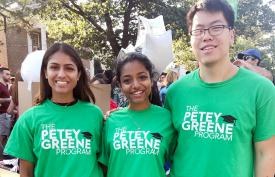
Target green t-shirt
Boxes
[4,99,103,177]
[99,104,176,177]
[165,68,275,177]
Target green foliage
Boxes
[230,34,275,76]
[173,34,197,71]
[31,0,191,68]
[230,35,256,59]
[235,0,275,37]
[1,0,274,74]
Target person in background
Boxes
[0,67,11,157]
[165,0,275,177]
[234,48,273,82]
[159,70,178,105]
[157,72,167,91]
[91,73,118,110]
[99,52,176,177]
[4,43,104,177]
[111,76,128,108]
[7,71,23,132]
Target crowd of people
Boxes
[0,0,274,177]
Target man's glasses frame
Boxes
[190,25,232,38]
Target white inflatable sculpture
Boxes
[119,15,174,74]
[21,50,45,90]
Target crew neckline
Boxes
[195,67,243,88]
[46,99,80,111]
[51,99,78,106]
[127,104,153,113]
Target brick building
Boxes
[0,21,47,74]
[0,2,92,76]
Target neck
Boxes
[0,79,6,85]
[129,101,151,111]
[51,94,75,103]
[199,60,238,83]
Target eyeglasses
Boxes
[190,25,232,38]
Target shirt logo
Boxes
[40,124,92,155]
[112,127,162,155]
[181,106,237,141]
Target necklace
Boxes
[127,110,147,130]
[127,104,152,130]
[52,100,77,107]
[128,115,143,130]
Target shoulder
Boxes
[150,104,170,115]
[238,68,274,90]
[77,101,103,115]
[77,101,101,111]
[235,68,275,106]
[108,107,128,119]
[16,103,44,126]
[167,70,197,95]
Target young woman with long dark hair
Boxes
[99,52,176,177]
[5,43,103,177]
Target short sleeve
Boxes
[4,109,36,163]
[167,130,178,162]
[93,105,104,154]
[98,120,110,166]
[253,83,275,142]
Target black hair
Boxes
[103,70,113,84]
[0,67,9,73]
[90,73,109,84]
[116,52,161,106]
[39,42,95,104]
[186,0,235,33]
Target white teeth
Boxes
[133,91,143,95]
[56,81,67,85]
[201,45,217,50]
[203,46,215,50]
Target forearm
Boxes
[20,159,34,177]
[0,97,11,103]
[255,137,275,177]
[255,154,275,177]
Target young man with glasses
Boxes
[234,48,274,81]
[165,0,275,177]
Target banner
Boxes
[226,0,238,19]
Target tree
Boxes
[173,34,197,71]
[1,0,274,72]
[235,0,275,37]
[1,0,196,66]
[230,34,275,78]
[38,0,190,59]
[230,35,256,59]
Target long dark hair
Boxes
[38,43,95,103]
[116,52,161,106]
